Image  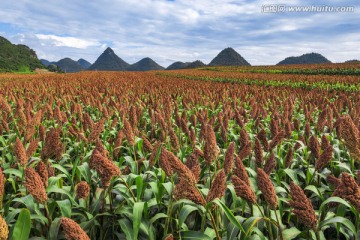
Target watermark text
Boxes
[262,5,354,13]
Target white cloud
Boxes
[35,34,101,49]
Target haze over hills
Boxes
[127,57,164,71]
[88,47,130,71]
[277,53,331,65]
[0,36,44,72]
[209,47,251,66]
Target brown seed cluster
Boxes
[332,173,360,211]
[294,135,306,151]
[239,129,250,149]
[76,181,90,199]
[270,118,279,139]
[232,175,256,204]
[24,167,48,204]
[288,182,318,230]
[315,145,333,172]
[320,135,330,151]
[35,161,49,188]
[233,156,250,186]
[39,124,46,142]
[269,130,285,150]
[257,129,269,152]
[168,127,180,151]
[224,142,235,174]
[61,217,90,240]
[159,149,174,176]
[285,147,293,168]
[141,134,153,152]
[26,138,39,159]
[113,130,124,158]
[264,152,276,175]
[238,129,252,160]
[204,124,219,165]
[257,168,278,209]
[46,161,55,177]
[123,118,135,146]
[15,105,27,131]
[88,119,105,143]
[316,108,327,132]
[254,137,263,167]
[89,149,121,187]
[308,136,320,159]
[185,150,201,183]
[304,122,311,139]
[0,96,11,114]
[14,137,28,166]
[0,215,9,240]
[338,116,360,162]
[327,174,340,187]
[160,148,196,184]
[206,169,226,203]
[173,180,206,206]
[41,128,63,161]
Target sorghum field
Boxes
[0,63,359,240]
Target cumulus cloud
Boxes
[35,34,101,49]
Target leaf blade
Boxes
[12,208,31,240]
[133,202,145,240]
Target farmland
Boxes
[0,63,359,240]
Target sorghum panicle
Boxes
[24,167,48,204]
[61,217,90,240]
[257,168,278,209]
[288,182,318,230]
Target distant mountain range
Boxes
[0,36,43,72]
[84,47,251,72]
[1,35,358,73]
[41,58,91,73]
[88,48,166,71]
[277,53,331,65]
[41,48,166,72]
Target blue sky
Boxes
[0,0,359,67]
